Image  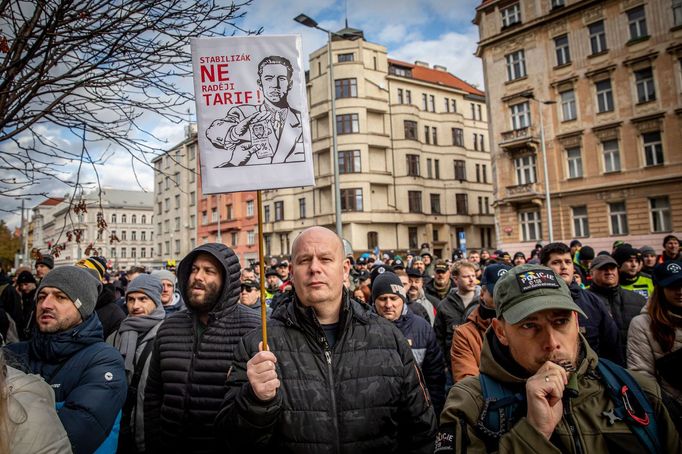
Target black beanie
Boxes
[371,272,406,304]
[35,254,54,269]
[612,245,641,267]
[579,246,595,261]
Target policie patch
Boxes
[516,269,560,292]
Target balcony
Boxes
[503,182,544,205]
[499,127,538,153]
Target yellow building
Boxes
[475,0,682,254]
[262,30,495,259]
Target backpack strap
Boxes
[597,358,662,454]
[476,373,525,445]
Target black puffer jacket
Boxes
[144,244,261,454]
[434,289,480,373]
[588,282,646,357]
[216,290,437,453]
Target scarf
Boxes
[114,305,165,376]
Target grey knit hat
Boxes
[37,266,102,320]
[126,274,163,308]
[151,269,177,286]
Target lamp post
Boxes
[522,93,556,243]
[294,13,343,236]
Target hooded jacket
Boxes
[216,290,437,453]
[143,243,260,454]
[450,305,493,382]
[5,366,73,453]
[434,287,480,372]
[439,329,682,453]
[588,283,646,356]
[569,282,624,365]
[5,313,127,454]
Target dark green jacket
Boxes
[439,331,681,453]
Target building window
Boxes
[455,193,468,215]
[201,211,207,225]
[299,198,306,219]
[452,128,464,146]
[520,210,542,241]
[454,160,466,181]
[551,0,565,8]
[609,202,629,235]
[473,133,479,151]
[111,213,117,224]
[554,34,571,66]
[263,205,270,223]
[121,214,127,223]
[335,78,357,98]
[643,131,664,166]
[244,200,253,217]
[340,188,363,211]
[157,202,162,215]
[596,79,614,113]
[141,247,146,258]
[404,120,418,140]
[510,102,530,130]
[338,150,361,173]
[406,154,420,176]
[336,113,359,134]
[406,90,412,104]
[247,230,255,246]
[434,159,440,179]
[445,98,450,112]
[231,231,238,246]
[424,125,430,144]
[560,90,577,121]
[479,134,485,151]
[426,158,433,179]
[189,170,195,183]
[566,147,583,179]
[408,191,422,213]
[422,93,428,110]
[505,50,526,81]
[226,204,233,220]
[338,53,354,62]
[429,95,435,112]
[367,232,379,250]
[141,215,146,224]
[674,0,682,27]
[602,140,621,173]
[174,240,180,254]
[650,197,672,232]
[408,227,418,249]
[627,6,648,41]
[274,201,284,221]
[588,21,607,54]
[121,230,127,241]
[131,247,137,259]
[211,208,218,222]
[483,164,488,183]
[430,194,441,214]
[635,68,656,103]
[189,191,196,205]
[121,247,127,259]
[431,127,438,145]
[572,206,589,237]
[132,230,137,241]
[397,88,404,104]
[141,231,146,241]
[131,215,137,224]
[514,155,537,185]
[501,2,521,27]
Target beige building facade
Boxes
[475,0,682,254]
[262,32,495,259]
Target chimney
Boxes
[434,65,447,71]
[414,60,429,68]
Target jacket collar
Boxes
[29,313,104,363]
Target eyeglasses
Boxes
[241,286,258,293]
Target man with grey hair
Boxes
[4,266,127,454]
[217,226,437,452]
[152,269,184,316]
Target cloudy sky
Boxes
[2,0,483,229]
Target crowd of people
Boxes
[0,229,680,453]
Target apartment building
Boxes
[261,31,495,260]
[152,124,199,266]
[475,0,682,253]
[38,189,155,270]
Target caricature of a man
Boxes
[206,55,305,166]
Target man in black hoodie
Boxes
[144,244,260,454]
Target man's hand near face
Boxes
[525,361,568,439]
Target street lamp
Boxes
[294,13,343,236]
[522,93,556,243]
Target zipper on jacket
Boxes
[182,316,201,425]
[323,340,341,453]
[562,399,584,454]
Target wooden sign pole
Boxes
[256,190,268,351]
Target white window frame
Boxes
[505,50,527,81]
[510,101,530,130]
[501,3,521,27]
[602,140,621,173]
[519,210,542,241]
[560,89,577,121]
[596,79,614,113]
[589,21,607,54]
[609,202,629,235]
[627,6,648,40]
[674,0,682,27]
[635,68,656,103]
[247,230,255,246]
[643,131,664,166]
[554,34,571,66]
[246,200,254,217]
[514,155,537,185]
[572,206,590,238]
[650,197,672,232]
[566,147,583,179]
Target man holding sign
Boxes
[216,226,437,452]
[206,55,305,167]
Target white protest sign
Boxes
[191,35,314,194]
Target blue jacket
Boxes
[5,313,127,454]
[394,306,446,416]
[569,282,624,365]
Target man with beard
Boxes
[424,259,454,304]
[144,244,260,453]
[395,269,431,323]
[34,254,54,281]
[438,264,681,453]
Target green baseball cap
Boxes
[493,264,586,324]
